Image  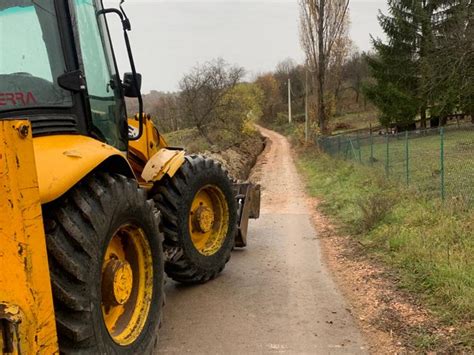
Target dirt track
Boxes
[158,127,367,354]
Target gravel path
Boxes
[158,126,367,354]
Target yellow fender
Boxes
[34,135,134,204]
[141,148,186,182]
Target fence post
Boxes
[356,132,362,163]
[405,130,409,186]
[349,139,358,161]
[440,127,445,201]
[385,135,390,177]
[370,131,374,165]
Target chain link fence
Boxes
[318,123,474,204]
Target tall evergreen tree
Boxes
[429,0,473,119]
[365,0,443,128]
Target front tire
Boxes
[43,173,164,354]
[152,155,237,284]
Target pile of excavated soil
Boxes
[202,133,266,181]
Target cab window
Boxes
[0,1,72,111]
[74,0,126,150]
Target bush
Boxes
[357,193,393,233]
[333,122,354,131]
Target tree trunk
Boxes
[420,105,427,129]
[317,0,327,135]
[173,116,178,131]
[197,124,213,145]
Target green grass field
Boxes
[322,126,474,205]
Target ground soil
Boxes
[305,197,412,354]
[202,132,266,180]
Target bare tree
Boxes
[273,59,306,119]
[152,95,181,132]
[179,58,245,143]
[255,73,282,122]
[299,0,350,134]
[275,58,297,76]
[343,49,370,106]
[328,26,352,113]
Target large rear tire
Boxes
[43,173,164,354]
[152,155,237,284]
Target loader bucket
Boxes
[234,182,261,247]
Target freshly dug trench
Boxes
[202,133,266,180]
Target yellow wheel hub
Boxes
[194,206,215,233]
[103,259,133,305]
[189,185,229,256]
[101,225,154,346]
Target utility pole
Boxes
[288,78,292,124]
[305,68,309,143]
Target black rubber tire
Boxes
[152,155,237,284]
[42,173,164,354]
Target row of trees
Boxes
[253,52,372,128]
[366,0,473,128]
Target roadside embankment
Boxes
[165,128,266,180]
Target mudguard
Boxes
[141,148,186,182]
[33,135,134,204]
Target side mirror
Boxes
[123,72,142,98]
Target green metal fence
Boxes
[318,124,474,204]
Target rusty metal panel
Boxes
[0,120,58,354]
[247,184,261,219]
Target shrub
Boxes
[357,193,393,233]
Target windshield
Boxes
[0,0,72,112]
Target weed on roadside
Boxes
[357,193,394,233]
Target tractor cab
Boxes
[0,0,142,152]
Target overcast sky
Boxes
[105,0,388,93]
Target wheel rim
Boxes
[189,185,230,256]
[101,224,153,346]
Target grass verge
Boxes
[295,149,473,351]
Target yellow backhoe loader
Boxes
[0,0,260,353]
